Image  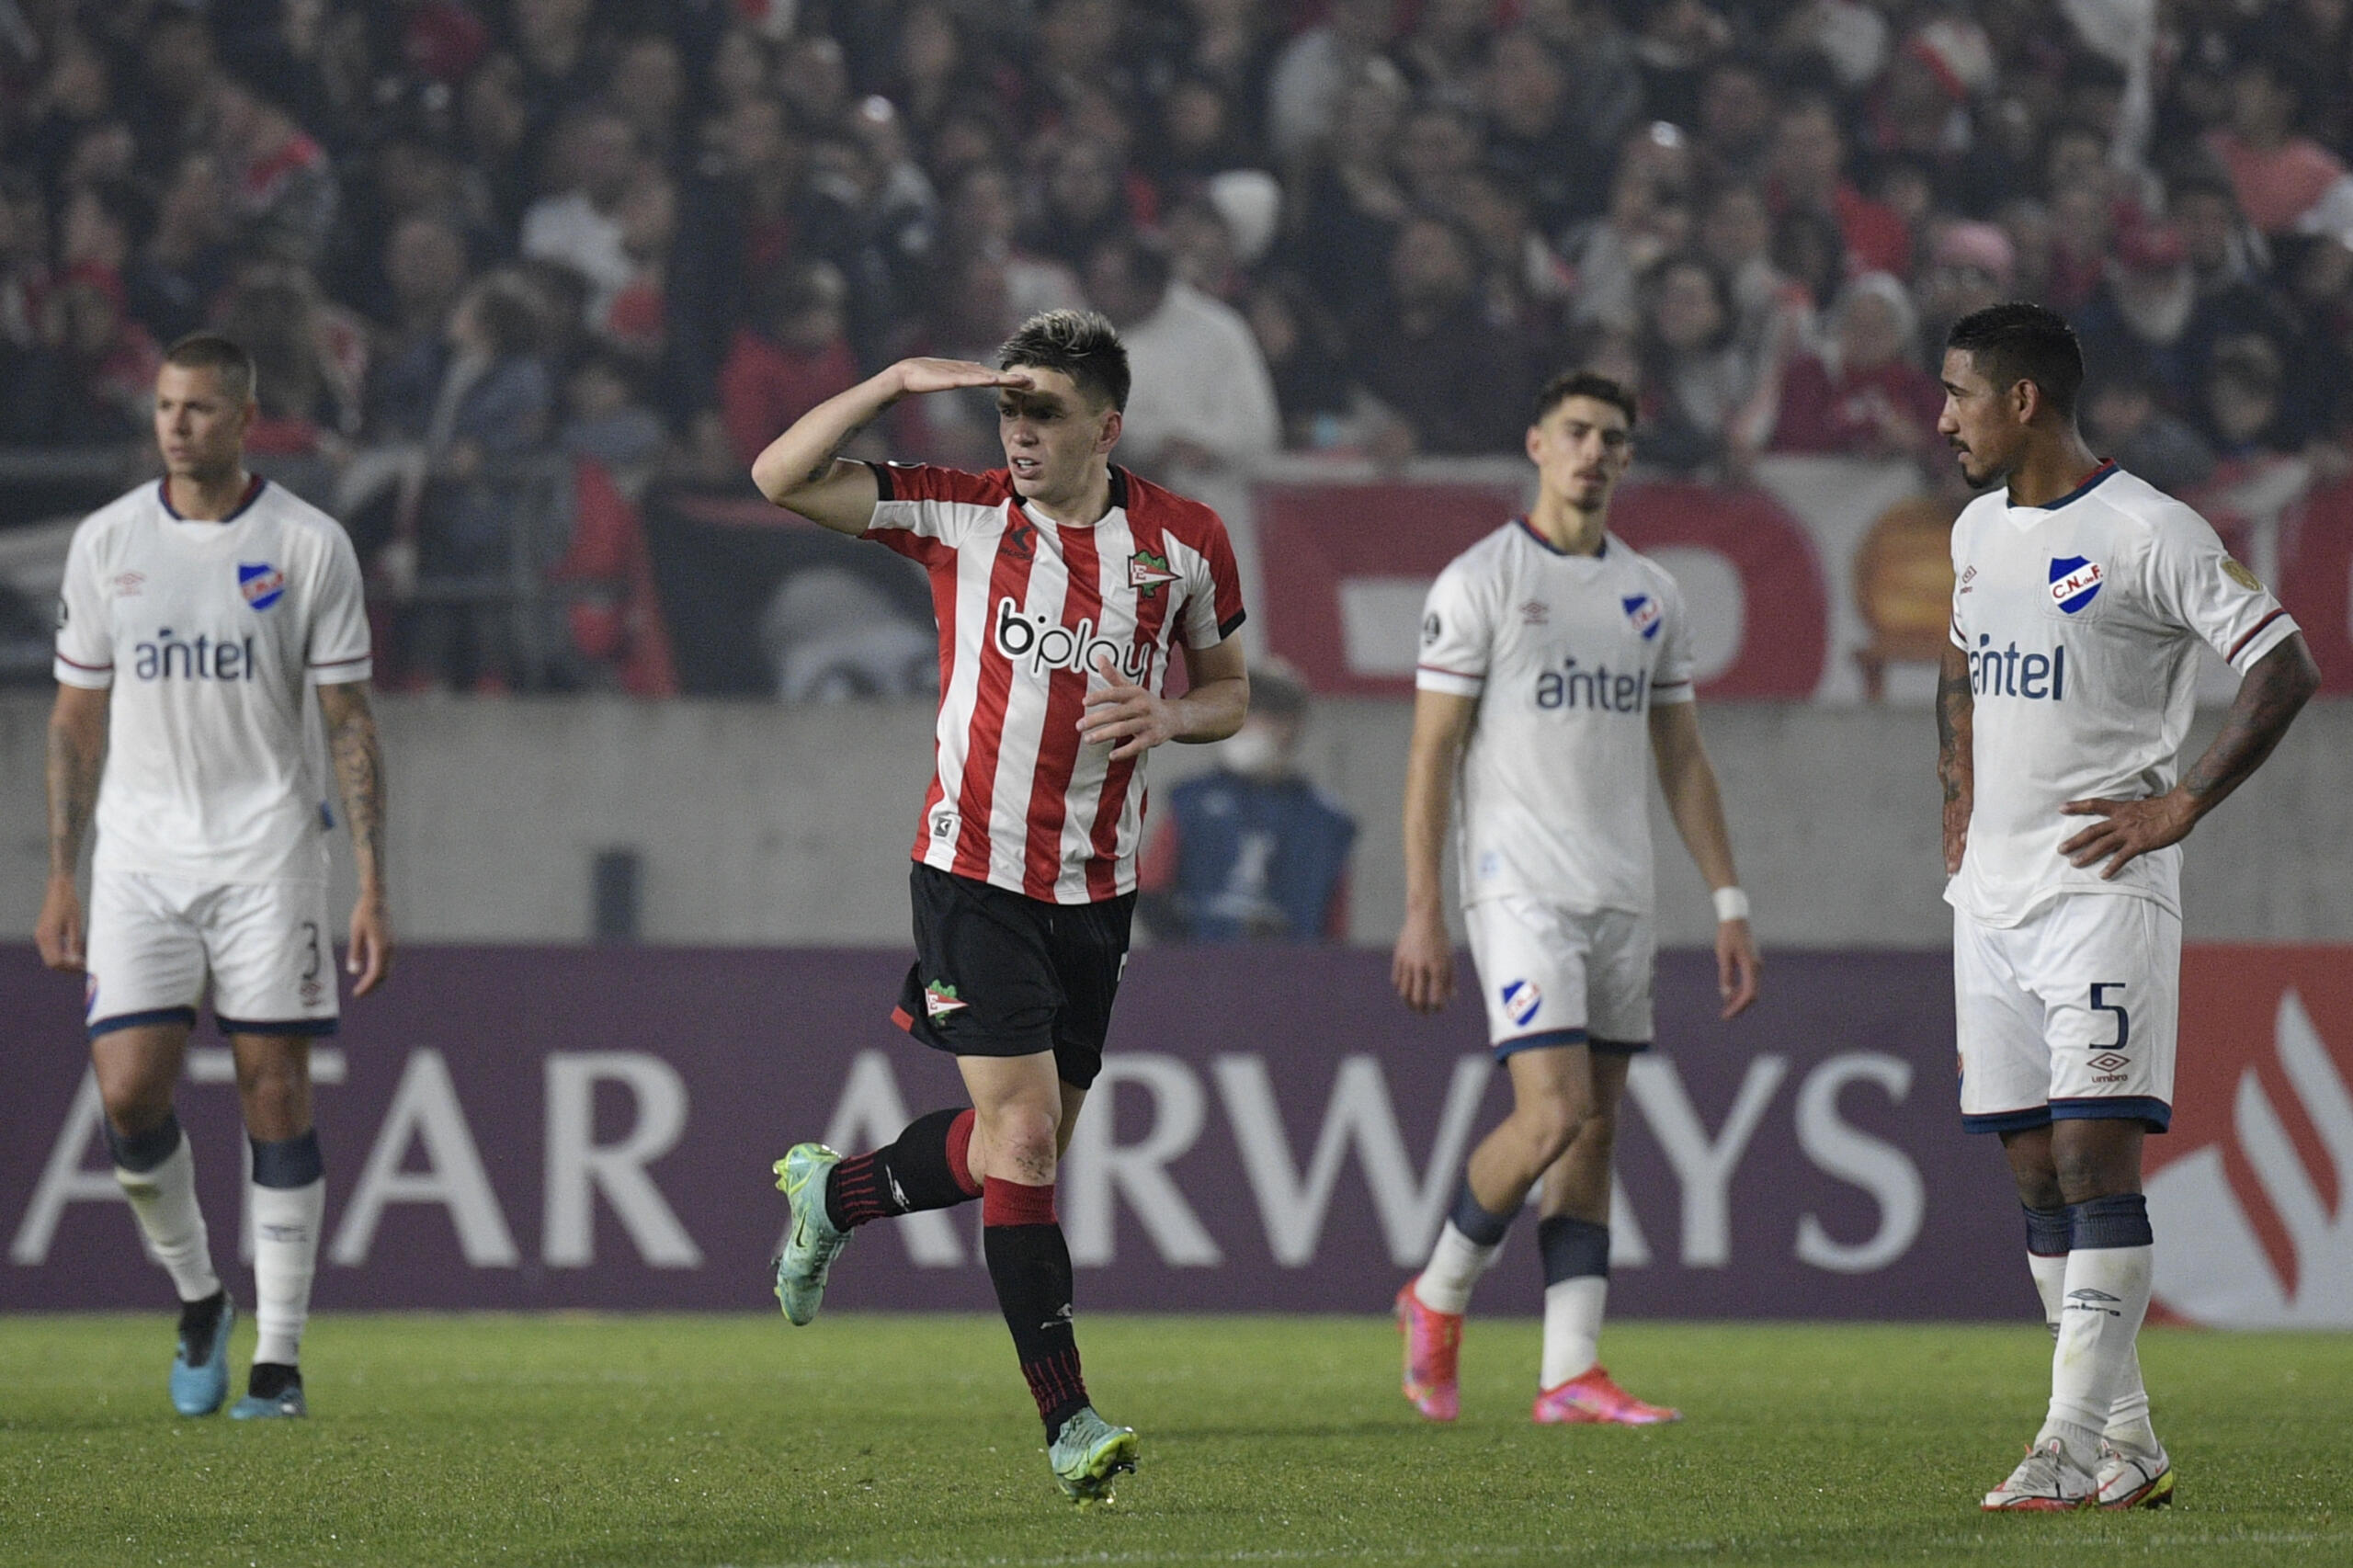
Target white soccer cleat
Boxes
[1981,1437,2096,1512]
[2095,1439,2175,1510]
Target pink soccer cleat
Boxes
[1531,1365,1682,1426]
[1395,1279,1462,1422]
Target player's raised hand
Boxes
[35,875,84,972]
[2058,791,2197,879]
[1716,917,1761,1019]
[894,358,1035,396]
[347,893,394,995]
[1079,653,1178,760]
[1392,906,1456,1015]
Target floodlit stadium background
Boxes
[1,0,2349,1329]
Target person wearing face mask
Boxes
[1135,660,1358,942]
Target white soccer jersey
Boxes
[1416,521,1696,915]
[54,477,372,885]
[863,462,1247,903]
[1946,461,2297,926]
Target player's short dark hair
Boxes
[1946,301,2084,419]
[1533,369,1638,430]
[998,308,1131,413]
[162,332,257,403]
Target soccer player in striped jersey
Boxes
[750,310,1249,1505]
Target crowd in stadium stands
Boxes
[4,1,2352,687]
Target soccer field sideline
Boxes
[5,1313,2349,1568]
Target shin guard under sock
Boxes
[981,1177,1088,1439]
[825,1108,983,1230]
[108,1111,222,1303]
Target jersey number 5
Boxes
[2089,983,2130,1051]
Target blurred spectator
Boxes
[1267,0,1397,167]
[2075,219,2303,436]
[40,260,160,445]
[560,353,666,487]
[368,215,476,439]
[1354,213,1529,457]
[1137,661,1357,943]
[1245,273,1357,449]
[1565,121,1695,336]
[2203,333,2298,458]
[1631,252,1776,477]
[718,262,860,471]
[208,75,337,267]
[1699,181,1813,359]
[1694,57,1775,187]
[1915,219,2014,368]
[520,108,639,326]
[1765,92,1910,278]
[460,52,536,232]
[1769,273,1941,462]
[608,34,687,163]
[1085,230,1279,475]
[599,167,677,362]
[2083,366,2217,495]
[1284,61,1412,328]
[2206,52,2352,241]
[1484,28,1614,235]
[1630,0,1733,131]
[124,153,233,347]
[1395,0,1489,101]
[943,163,1086,326]
[1025,138,1137,271]
[399,271,554,691]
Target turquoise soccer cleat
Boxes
[229,1373,307,1421]
[772,1143,849,1326]
[169,1295,234,1417]
[1049,1407,1139,1506]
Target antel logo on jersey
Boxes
[1622,594,1662,640]
[1501,979,1542,1027]
[1535,653,1651,712]
[1967,633,2066,700]
[134,628,257,681]
[2048,556,2104,615]
[994,597,1154,682]
[239,562,287,610]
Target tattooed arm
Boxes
[316,680,395,994]
[1936,642,1974,876]
[36,684,108,971]
[750,358,1032,533]
[2059,632,2321,878]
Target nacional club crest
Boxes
[1501,978,1542,1028]
[923,980,969,1021]
[1128,549,1180,597]
[2048,556,2104,615]
[238,562,286,610]
[1621,593,1662,640]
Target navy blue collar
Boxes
[2018,460,2118,512]
[159,473,267,523]
[1516,517,1606,558]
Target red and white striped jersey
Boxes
[864,461,1247,903]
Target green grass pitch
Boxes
[2,1313,2347,1567]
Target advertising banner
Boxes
[6,944,2036,1319]
[2147,947,2353,1327]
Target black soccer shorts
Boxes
[891,864,1135,1090]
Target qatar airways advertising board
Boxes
[5,946,2344,1326]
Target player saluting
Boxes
[40,333,392,1420]
[1936,304,2317,1511]
[750,311,1248,1505]
[1392,371,1760,1425]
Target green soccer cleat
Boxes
[772,1143,849,1326]
[1049,1407,1139,1506]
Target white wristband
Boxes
[1712,887,1751,924]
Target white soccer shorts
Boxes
[85,869,340,1037]
[1463,896,1654,1058]
[1953,892,2178,1132]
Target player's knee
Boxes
[1522,1099,1588,1165]
[93,1062,174,1135]
[984,1104,1062,1183]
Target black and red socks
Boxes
[981,1176,1088,1440]
[824,1108,982,1230]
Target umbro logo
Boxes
[1519,600,1548,626]
[2065,1288,2123,1316]
[2089,1052,2131,1074]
